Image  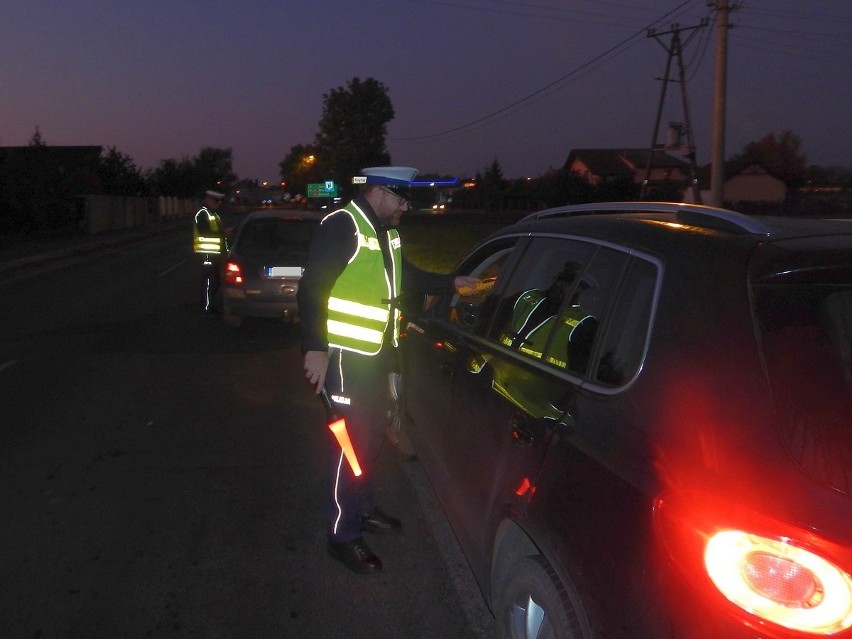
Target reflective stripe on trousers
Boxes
[324,347,392,542]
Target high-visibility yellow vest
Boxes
[500,290,592,368]
[326,201,402,355]
[193,206,224,255]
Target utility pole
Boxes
[709,1,738,207]
[642,22,707,203]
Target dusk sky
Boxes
[2,1,849,183]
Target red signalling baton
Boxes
[320,387,362,477]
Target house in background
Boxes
[564,148,789,206]
[564,148,692,188]
[0,145,103,193]
[0,145,104,232]
[695,158,787,205]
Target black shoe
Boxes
[327,538,382,574]
[361,507,402,535]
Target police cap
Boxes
[352,166,418,201]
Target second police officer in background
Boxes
[192,189,226,313]
[298,166,480,575]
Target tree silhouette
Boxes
[735,130,807,189]
[314,77,394,195]
[98,147,147,196]
[279,143,321,195]
[147,147,235,197]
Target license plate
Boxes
[265,266,303,277]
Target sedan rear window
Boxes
[235,218,318,262]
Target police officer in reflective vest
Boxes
[192,190,226,312]
[298,166,479,574]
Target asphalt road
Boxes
[0,224,496,638]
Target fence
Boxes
[85,195,198,233]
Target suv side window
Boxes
[486,237,613,374]
[437,235,657,387]
[594,257,658,387]
[437,238,519,331]
[559,245,628,375]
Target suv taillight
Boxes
[224,261,243,285]
[655,494,852,637]
[706,530,852,635]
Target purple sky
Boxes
[2,1,849,183]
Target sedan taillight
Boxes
[224,261,243,285]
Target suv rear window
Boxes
[753,268,852,495]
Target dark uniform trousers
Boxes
[201,254,221,311]
[325,346,392,543]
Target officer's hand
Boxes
[303,350,329,394]
[454,275,495,297]
[454,275,479,292]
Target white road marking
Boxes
[159,258,189,277]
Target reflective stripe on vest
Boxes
[325,202,402,355]
[501,290,591,369]
[195,236,223,253]
[193,206,224,254]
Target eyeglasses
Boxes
[380,187,410,208]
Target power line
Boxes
[738,7,852,24]
[683,7,715,81]
[403,0,667,26]
[736,24,849,39]
[402,0,631,25]
[393,0,701,143]
[731,38,842,64]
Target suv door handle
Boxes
[510,413,535,447]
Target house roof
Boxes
[0,145,103,174]
[565,148,689,177]
[696,158,787,188]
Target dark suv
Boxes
[400,203,852,639]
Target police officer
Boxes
[298,166,478,574]
[192,190,226,312]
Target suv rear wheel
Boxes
[496,555,587,639]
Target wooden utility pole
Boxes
[709,1,733,207]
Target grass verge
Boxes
[399,215,512,272]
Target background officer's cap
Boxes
[205,190,225,200]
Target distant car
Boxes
[401,202,852,639]
[221,209,323,327]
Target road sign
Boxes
[307,182,339,198]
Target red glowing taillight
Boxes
[655,495,852,636]
[704,530,852,635]
[743,551,821,607]
[224,261,243,285]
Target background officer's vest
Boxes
[193,207,224,255]
[326,202,402,356]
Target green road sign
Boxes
[307,181,339,198]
